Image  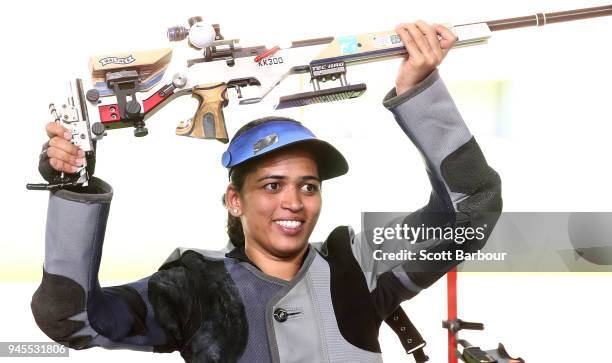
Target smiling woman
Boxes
[30,22,503,363]
[221,117,346,279]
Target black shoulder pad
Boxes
[149,251,248,361]
[321,226,383,353]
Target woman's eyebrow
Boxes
[255,175,321,183]
[256,175,286,182]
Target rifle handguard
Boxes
[176,83,229,143]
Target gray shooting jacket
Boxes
[31,70,502,362]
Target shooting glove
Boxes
[38,140,96,183]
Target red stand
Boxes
[447,267,458,363]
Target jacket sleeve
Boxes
[30,178,200,353]
[349,70,503,316]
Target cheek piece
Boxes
[221,118,349,181]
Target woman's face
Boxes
[231,145,322,258]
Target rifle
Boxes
[26,5,612,190]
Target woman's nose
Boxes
[280,188,304,212]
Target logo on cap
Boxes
[253,133,278,154]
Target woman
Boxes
[31,22,502,362]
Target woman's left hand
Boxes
[394,21,457,94]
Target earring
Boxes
[233,208,238,214]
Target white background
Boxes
[1,0,611,362]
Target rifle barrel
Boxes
[465,4,612,31]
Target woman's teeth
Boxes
[275,220,302,228]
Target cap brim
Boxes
[231,138,348,181]
[291,138,349,180]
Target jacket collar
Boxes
[225,244,314,273]
[225,246,258,268]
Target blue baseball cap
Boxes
[221,118,348,180]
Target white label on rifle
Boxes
[452,23,492,45]
[373,34,401,48]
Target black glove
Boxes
[38,140,97,183]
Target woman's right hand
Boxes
[45,122,85,174]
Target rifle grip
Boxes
[176,83,229,143]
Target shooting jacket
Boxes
[31,70,502,363]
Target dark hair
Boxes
[222,116,303,247]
